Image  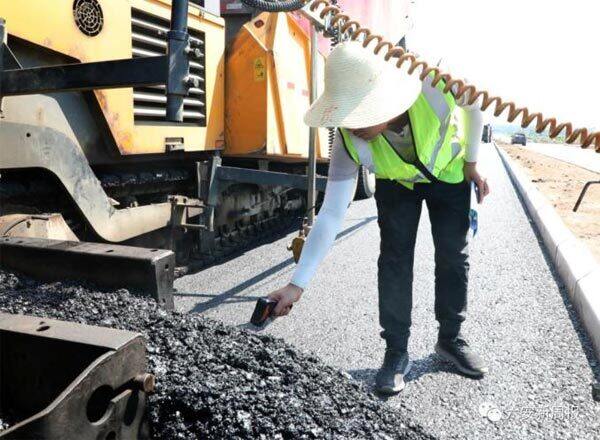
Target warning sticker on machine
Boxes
[254,58,266,82]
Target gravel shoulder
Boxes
[176,144,600,439]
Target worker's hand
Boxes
[463,162,490,204]
[351,121,389,141]
[267,283,303,317]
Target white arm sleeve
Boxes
[448,84,484,163]
[463,106,484,163]
[290,132,359,289]
[440,61,485,163]
[290,178,357,288]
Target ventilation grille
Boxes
[131,8,206,125]
[73,0,104,36]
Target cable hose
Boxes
[261,0,600,153]
[327,0,340,155]
[241,0,306,12]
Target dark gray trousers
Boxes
[374,178,471,351]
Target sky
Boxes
[405,0,599,130]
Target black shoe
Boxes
[375,349,411,395]
[435,337,488,378]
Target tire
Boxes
[241,0,306,12]
[355,166,376,200]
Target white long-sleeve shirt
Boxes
[290,79,484,289]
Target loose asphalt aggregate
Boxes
[175,145,600,439]
[0,272,432,440]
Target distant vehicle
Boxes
[482,124,493,143]
[511,133,527,146]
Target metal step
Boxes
[0,237,175,309]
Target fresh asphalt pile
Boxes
[0,270,433,440]
[175,145,600,439]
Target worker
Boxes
[267,41,490,394]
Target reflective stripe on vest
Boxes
[339,78,468,189]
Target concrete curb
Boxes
[495,143,600,360]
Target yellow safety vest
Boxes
[339,78,468,189]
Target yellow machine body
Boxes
[225,12,329,161]
[1,0,226,155]
[0,1,336,252]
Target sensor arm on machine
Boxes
[243,0,600,153]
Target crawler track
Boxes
[178,208,302,277]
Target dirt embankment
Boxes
[501,144,600,262]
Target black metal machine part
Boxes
[0,56,169,96]
[0,237,175,309]
[194,156,328,252]
[0,313,153,439]
[213,164,328,193]
[0,18,4,97]
[240,0,306,12]
[166,0,192,121]
[0,0,192,122]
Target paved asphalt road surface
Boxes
[175,145,600,439]
[523,142,600,174]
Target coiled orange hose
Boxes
[305,0,600,152]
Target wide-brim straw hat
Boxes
[304,41,421,129]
